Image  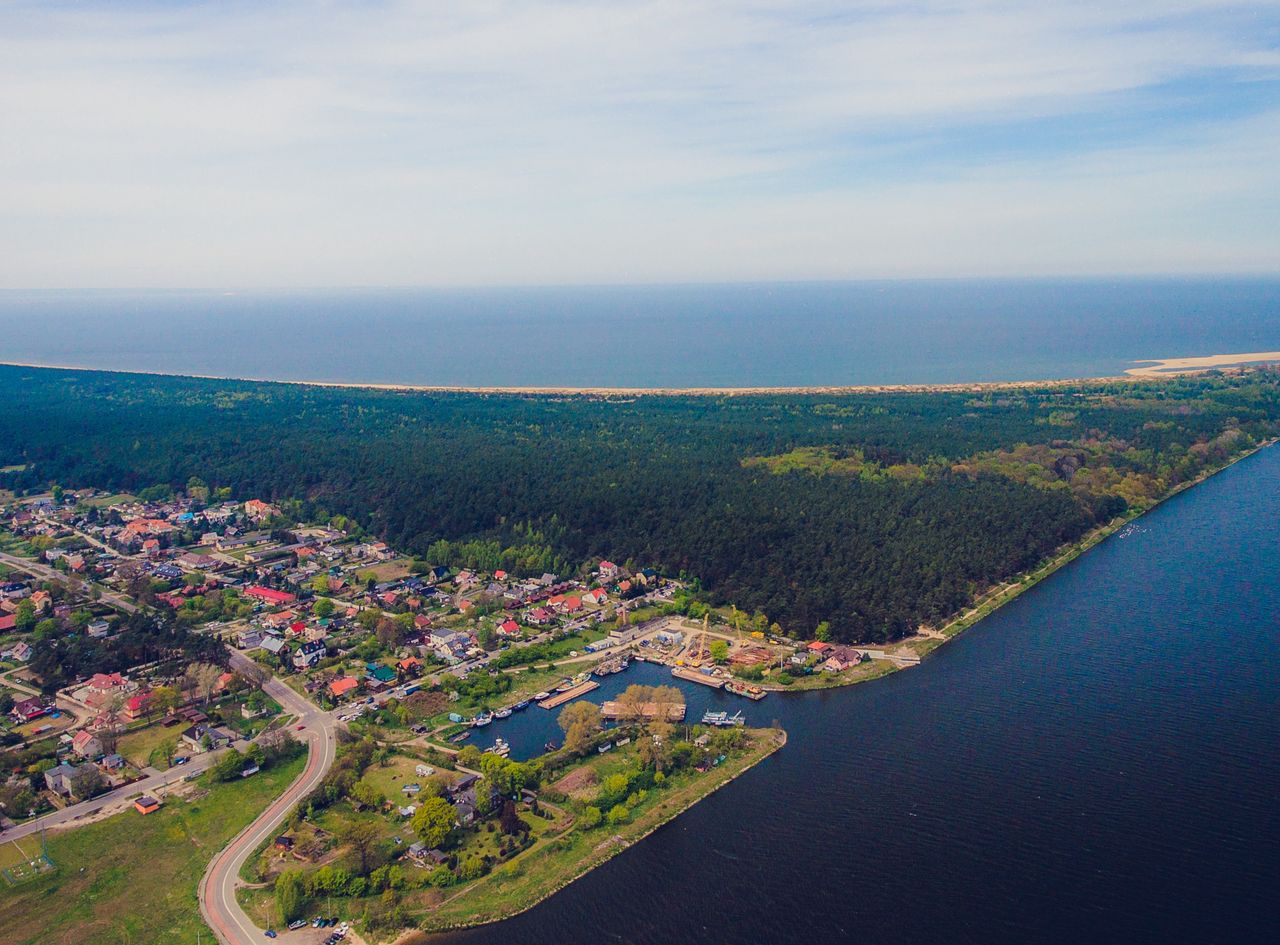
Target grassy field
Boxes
[116,723,180,770]
[79,492,135,508]
[0,754,305,945]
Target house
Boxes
[526,607,552,626]
[238,628,265,650]
[86,619,111,638]
[397,656,422,674]
[329,676,360,699]
[10,640,31,662]
[583,588,608,606]
[807,641,834,656]
[260,635,287,656]
[497,618,521,638]
[134,796,162,815]
[406,842,447,865]
[457,599,474,614]
[124,691,154,721]
[245,585,297,606]
[561,595,583,614]
[274,835,295,851]
[181,723,233,753]
[100,753,126,771]
[0,613,17,633]
[493,569,507,581]
[10,695,50,723]
[292,640,327,670]
[243,499,279,521]
[44,763,82,796]
[72,730,104,758]
[598,560,619,579]
[366,663,396,685]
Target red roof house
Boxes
[245,586,297,606]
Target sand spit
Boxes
[1126,351,1280,377]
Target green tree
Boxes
[275,869,308,924]
[709,640,729,663]
[411,796,455,849]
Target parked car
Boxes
[173,756,189,766]
[288,919,307,930]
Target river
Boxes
[436,444,1280,944]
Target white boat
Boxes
[486,737,510,757]
[494,707,513,719]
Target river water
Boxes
[439,444,1280,945]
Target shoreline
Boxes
[763,434,1279,694]
[2,355,1275,398]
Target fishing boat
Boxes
[553,678,575,693]
[486,737,510,757]
[544,740,560,752]
[449,731,471,743]
[533,691,551,701]
[471,712,493,728]
[512,700,530,711]
[494,707,513,719]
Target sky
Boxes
[1,0,1279,288]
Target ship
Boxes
[449,731,471,743]
[701,709,745,727]
[494,706,513,719]
[471,712,493,728]
[724,680,767,700]
[486,737,510,757]
[512,700,530,711]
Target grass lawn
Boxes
[356,559,414,583]
[116,723,181,770]
[80,492,135,508]
[0,754,305,945]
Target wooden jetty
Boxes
[601,701,687,721]
[537,679,600,709]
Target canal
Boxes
[440,445,1280,945]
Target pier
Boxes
[537,679,600,709]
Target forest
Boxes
[3,364,1280,644]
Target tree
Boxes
[152,685,180,715]
[275,869,308,924]
[351,777,385,811]
[338,818,384,875]
[313,597,335,618]
[69,765,105,800]
[579,806,602,829]
[411,796,455,849]
[606,803,630,826]
[709,640,729,663]
[498,799,529,836]
[558,701,602,753]
[814,621,832,643]
[375,616,399,650]
[212,748,246,782]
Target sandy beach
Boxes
[1,353,1276,396]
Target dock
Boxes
[537,679,600,709]
[601,701,687,721]
[670,666,726,688]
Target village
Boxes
[0,484,820,938]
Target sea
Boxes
[2,277,1279,387]
[441,440,1280,945]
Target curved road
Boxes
[199,650,341,945]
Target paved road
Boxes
[0,550,139,614]
[199,650,341,945]
[1,743,222,840]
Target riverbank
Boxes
[404,727,787,937]
[760,435,1279,693]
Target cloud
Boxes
[0,0,1277,286]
